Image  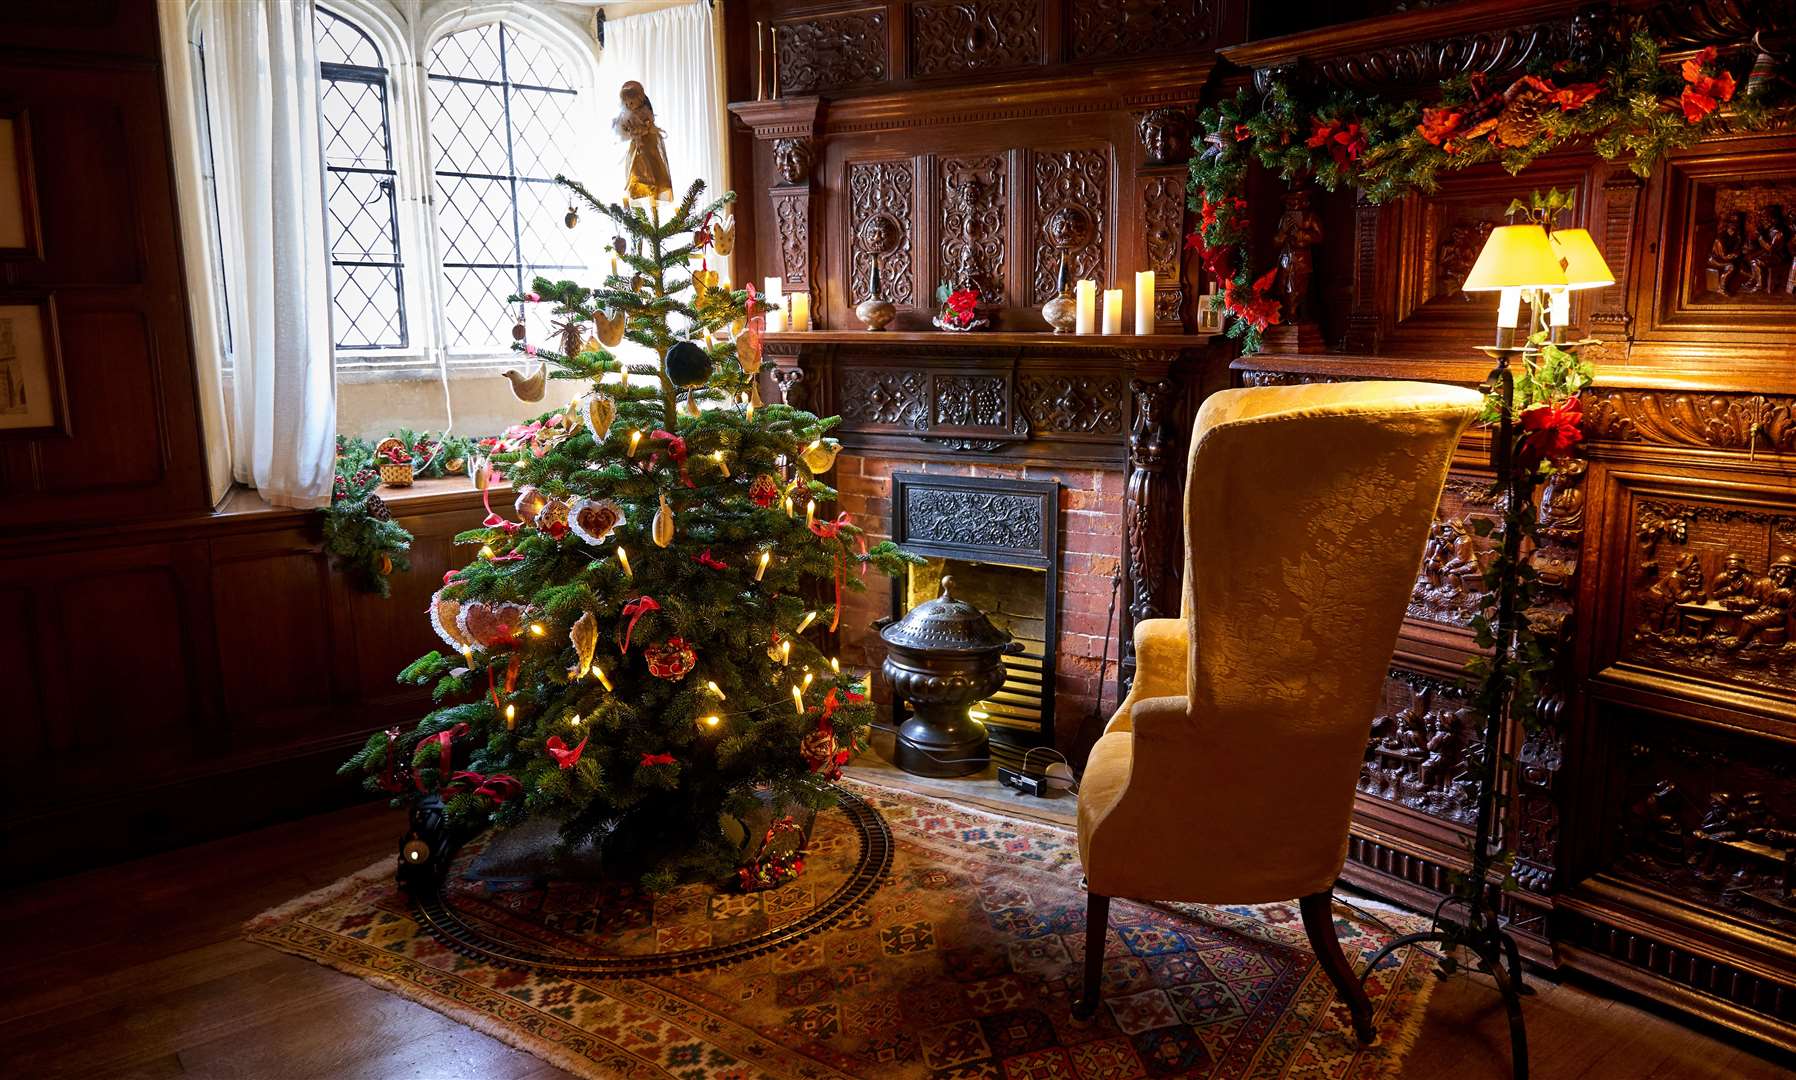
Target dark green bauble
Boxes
[665,340,714,388]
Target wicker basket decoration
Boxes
[374,436,415,487]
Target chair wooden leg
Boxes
[1300,889,1376,1046]
[1071,891,1110,1020]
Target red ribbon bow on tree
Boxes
[694,548,728,570]
[648,429,695,487]
[819,686,867,724]
[483,513,522,534]
[546,735,588,770]
[640,752,677,767]
[443,770,521,802]
[619,595,661,652]
[808,513,867,631]
[414,722,470,791]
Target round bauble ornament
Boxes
[644,636,696,681]
[564,206,579,229]
[581,392,616,442]
[801,727,836,773]
[511,319,527,342]
[514,484,544,519]
[651,493,675,548]
[749,473,781,508]
[568,497,623,546]
[665,340,714,388]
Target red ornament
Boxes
[546,735,587,770]
[749,474,780,508]
[694,548,729,570]
[644,636,696,680]
[641,751,677,767]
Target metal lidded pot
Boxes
[874,576,1023,777]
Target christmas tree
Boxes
[343,108,911,890]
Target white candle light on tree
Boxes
[1134,270,1155,334]
[1102,288,1123,335]
[1075,279,1097,335]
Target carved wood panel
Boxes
[909,0,1042,78]
[939,155,1007,305]
[774,9,888,95]
[1017,372,1126,435]
[1030,148,1108,304]
[1142,175,1183,277]
[835,364,1026,449]
[772,189,810,288]
[1359,670,1481,825]
[838,367,930,430]
[1066,0,1215,62]
[848,159,916,306]
[1617,492,1796,703]
[1411,476,1502,629]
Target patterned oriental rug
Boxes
[247,782,1440,1079]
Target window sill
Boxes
[334,357,528,384]
[213,475,512,519]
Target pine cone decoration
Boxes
[365,493,392,522]
[1494,85,1550,148]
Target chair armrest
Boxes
[1102,619,1187,734]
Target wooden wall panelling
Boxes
[771,5,892,96]
[208,531,341,750]
[908,0,1046,80]
[0,50,211,525]
[1629,133,1796,370]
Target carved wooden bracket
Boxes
[1118,351,1184,692]
[730,97,824,304]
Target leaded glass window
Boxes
[317,6,407,350]
[428,23,585,352]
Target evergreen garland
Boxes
[1189,30,1783,353]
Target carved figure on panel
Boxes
[1711,553,1755,606]
[773,138,813,186]
[849,160,915,306]
[1360,674,1479,823]
[1626,499,1796,690]
[1272,189,1324,324]
[941,157,1005,306]
[1746,204,1789,293]
[1626,779,1686,861]
[1729,556,1795,649]
[1136,107,1193,164]
[1032,150,1107,303]
[1439,220,1496,296]
[1705,211,1748,294]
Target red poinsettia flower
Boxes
[1306,119,1338,150]
[946,288,978,312]
[1200,244,1234,282]
[1199,197,1219,231]
[1224,268,1284,332]
[1517,397,1585,467]
[1331,121,1366,165]
[1682,46,1721,83]
[1183,230,1207,255]
[1677,46,1737,124]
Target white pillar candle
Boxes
[1497,287,1522,332]
[1101,288,1123,335]
[1134,270,1155,334]
[790,291,811,331]
[763,277,785,333]
[1074,279,1097,335]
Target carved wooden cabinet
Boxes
[724,0,1796,1052]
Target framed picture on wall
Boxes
[0,106,42,259]
[0,295,68,438]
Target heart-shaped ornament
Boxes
[582,393,616,442]
[569,498,623,546]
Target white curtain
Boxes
[198,0,337,509]
[597,2,728,210]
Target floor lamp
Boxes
[1358,216,1612,1080]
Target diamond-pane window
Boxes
[317,7,407,351]
[428,22,584,352]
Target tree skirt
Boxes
[247,782,1439,1079]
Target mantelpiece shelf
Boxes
[763,331,1212,349]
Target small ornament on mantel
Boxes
[855,261,897,331]
[1042,253,1077,334]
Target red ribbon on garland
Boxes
[619,595,661,653]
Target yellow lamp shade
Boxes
[1462,224,1567,291]
[1548,228,1615,290]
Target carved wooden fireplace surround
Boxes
[725,0,1796,1052]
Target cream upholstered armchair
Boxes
[1073,381,1482,1042]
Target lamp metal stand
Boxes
[1357,334,1548,1080]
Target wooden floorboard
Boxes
[2,798,1793,1079]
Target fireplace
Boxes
[889,472,1060,760]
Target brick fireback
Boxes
[833,452,1127,757]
